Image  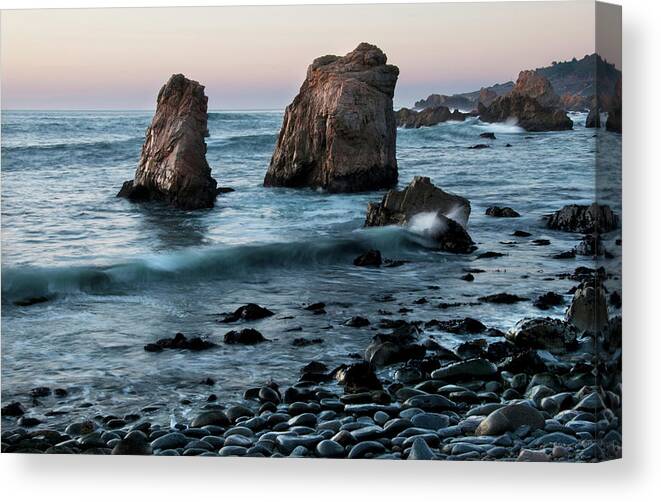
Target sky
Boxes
[0,1,603,110]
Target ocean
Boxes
[1,109,620,428]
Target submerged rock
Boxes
[364,176,475,253]
[117,74,217,209]
[478,71,572,132]
[364,327,425,367]
[144,332,216,352]
[264,43,399,192]
[353,249,383,267]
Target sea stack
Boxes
[117,74,217,210]
[605,77,622,133]
[478,71,573,132]
[264,43,399,192]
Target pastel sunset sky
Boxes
[1,2,601,110]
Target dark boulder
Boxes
[479,293,528,304]
[364,177,475,254]
[486,206,520,217]
[145,332,216,352]
[506,318,578,353]
[333,362,383,393]
[224,329,268,345]
[566,281,609,333]
[353,249,382,267]
[220,304,274,323]
[533,292,565,310]
[546,203,619,233]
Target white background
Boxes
[0,0,658,500]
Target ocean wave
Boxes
[1,228,434,302]
[474,118,525,134]
[1,136,143,155]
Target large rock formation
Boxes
[478,71,573,132]
[264,43,399,192]
[364,176,475,254]
[117,74,217,210]
[395,106,465,128]
[605,77,622,133]
[566,281,609,333]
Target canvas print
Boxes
[1,1,622,461]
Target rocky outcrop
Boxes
[478,87,499,108]
[586,106,601,128]
[395,106,465,128]
[414,93,473,111]
[364,176,475,253]
[506,318,578,353]
[117,74,217,210]
[605,77,622,133]
[546,203,619,233]
[478,71,573,132]
[264,43,399,192]
[566,281,609,333]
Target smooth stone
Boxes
[316,439,345,458]
[218,445,247,456]
[347,441,387,459]
[411,412,450,430]
[403,395,457,412]
[351,425,384,442]
[407,437,436,460]
[287,413,318,428]
[275,434,324,454]
[517,449,551,462]
[151,432,189,451]
[529,432,577,447]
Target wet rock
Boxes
[480,132,496,140]
[475,403,545,436]
[316,439,345,458]
[364,176,475,254]
[532,239,551,246]
[469,144,490,149]
[431,358,497,381]
[344,316,370,328]
[517,449,551,462]
[220,304,274,323]
[476,251,506,259]
[407,437,436,460]
[479,293,528,304]
[605,77,622,133]
[461,273,474,282]
[14,296,51,307]
[586,106,601,128]
[292,337,324,347]
[486,206,520,217]
[1,402,26,417]
[566,281,609,333]
[534,292,565,310]
[546,203,619,233]
[499,349,547,375]
[404,394,457,412]
[506,318,578,353]
[575,234,604,256]
[117,74,217,209]
[347,440,386,459]
[264,43,399,192]
[425,317,486,334]
[145,332,216,352]
[333,362,382,393]
[151,432,189,451]
[224,328,268,345]
[111,430,152,455]
[191,410,230,428]
[353,249,382,267]
[513,230,532,237]
[364,326,425,367]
